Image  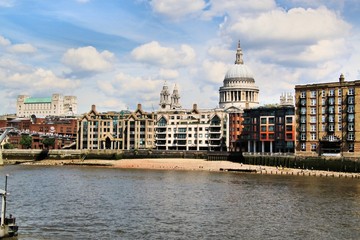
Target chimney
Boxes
[137,103,142,110]
[339,73,345,83]
[91,105,96,111]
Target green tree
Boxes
[3,143,14,149]
[42,138,55,149]
[20,135,32,149]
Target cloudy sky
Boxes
[1,0,359,114]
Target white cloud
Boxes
[0,35,11,46]
[202,60,228,84]
[8,43,37,54]
[131,41,196,68]
[227,7,351,44]
[62,46,115,73]
[3,68,81,93]
[158,68,179,79]
[150,0,207,19]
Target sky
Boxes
[1,0,360,114]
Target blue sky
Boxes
[1,0,360,114]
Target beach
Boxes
[15,158,360,179]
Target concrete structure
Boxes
[240,94,295,154]
[17,94,77,117]
[155,104,227,151]
[295,74,360,157]
[77,104,156,150]
[219,41,259,110]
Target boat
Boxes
[0,175,18,238]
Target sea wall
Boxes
[2,149,359,173]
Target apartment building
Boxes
[295,74,360,156]
[77,104,156,150]
[155,104,227,151]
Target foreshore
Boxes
[11,158,360,179]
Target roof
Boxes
[24,97,52,104]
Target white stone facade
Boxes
[17,94,77,117]
[155,104,228,151]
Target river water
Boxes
[0,165,359,240]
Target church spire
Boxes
[235,40,244,65]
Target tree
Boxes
[42,137,55,149]
[20,135,32,149]
[3,143,14,149]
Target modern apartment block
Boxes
[155,104,227,151]
[240,104,295,154]
[77,104,156,150]
[295,74,360,156]
[17,94,77,117]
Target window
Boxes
[338,89,342,96]
[310,99,317,106]
[301,142,306,150]
[269,134,274,139]
[338,115,342,122]
[261,126,266,131]
[301,133,306,141]
[348,105,354,113]
[348,88,354,95]
[286,117,293,123]
[269,117,275,124]
[268,125,275,132]
[310,107,316,114]
[338,106,342,113]
[348,96,354,104]
[261,118,266,124]
[328,124,335,131]
[322,107,326,114]
[300,91,306,98]
[348,123,354,131]
[338,98,342,105]
[310,125,316,132]
[329,115,334,122]
[329,89,335,96]
[322,116,326,123]
[300,99,306,106]
[329,106,335,114]
[321,90,326,97]
[301,116,306,123]
[328,97,335,105]
[311,143,317,151]
[348,132,354,141]
[300,124,306,132]
[321,98,326,105]
[349,143,354,152]
[310,91,316,98]
[348,114,354,122]
[286,125,293,131]
[311,133,316,140]
[310,116,316,123]
[300,107,306,114]
[261,134,266,139]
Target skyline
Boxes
[1,0,360,114]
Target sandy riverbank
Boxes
[13,158,360,179]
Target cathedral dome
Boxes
[219,40,260,110]
[224,64,254,81]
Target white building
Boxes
[17,94,77,117]
[219,41,259,110]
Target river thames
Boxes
[0,165,359,240]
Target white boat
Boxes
[0,176,18,238]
